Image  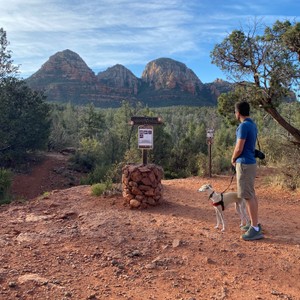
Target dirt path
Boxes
[11,153,82,200]
[1,155,299,300]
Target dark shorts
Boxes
[236,163,257,199]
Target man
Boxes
[231,101,264,241]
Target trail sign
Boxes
[130,116,163,165]
[138,126,153,149]
[206,128,214,144]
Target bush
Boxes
[0,168,12,204]
[80,164,110,185]
[277,143,300,190]
[212,155,232,174]
[196,153,208,177]
[91,183,107,196]
[70,138,103,172]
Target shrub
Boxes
[91,183,107,196]
[212,155,232,174]
[70,138,103,172]
[80,164,110,185]
[196,153,208,177]
[277,143,300,190]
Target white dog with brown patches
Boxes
[198,184,249,231]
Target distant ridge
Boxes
[26,49,233,107]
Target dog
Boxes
[198,184,249,231]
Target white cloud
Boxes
[0,0,298,82]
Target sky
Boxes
[1,0,299,83]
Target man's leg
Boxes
[237,164,263,240]
[242,195,263,240]
[245,196,258,227]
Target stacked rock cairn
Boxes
[122,164,164,208]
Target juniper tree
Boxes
[0,28,50,166]
[211,20,300,144]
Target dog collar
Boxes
[208,191,214,199]
[212,194,225,211]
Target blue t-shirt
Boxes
[235,118,257,164]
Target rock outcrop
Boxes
[97,64,140,95]
[142,58,203,95]
[205,78,234,99]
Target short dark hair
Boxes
[235,101,250,116]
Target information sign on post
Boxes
[130,116,163,165]
[138,126,153,149]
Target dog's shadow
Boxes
[138,182,241,226]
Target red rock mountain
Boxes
[97,64,140,96]
[26,49,232,107]
[142,58,203,94]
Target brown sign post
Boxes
[206,128,214,178]
[130,116,163,165]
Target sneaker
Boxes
[241,226,264,241]
[240,223,251,231]
[241,223,262,233]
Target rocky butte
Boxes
[26,49,233,108]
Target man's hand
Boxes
[231,157,236,166]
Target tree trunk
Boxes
[265,106,300,143]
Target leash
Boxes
[206,166,236,212]
[221,165,236,194]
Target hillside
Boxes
[1,154,299,299]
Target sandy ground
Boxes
[0,154,299,300]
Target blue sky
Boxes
[1,0,299,83]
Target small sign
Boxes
[138,126,153,149]
[206,128,214,145]
[206,128,214,138]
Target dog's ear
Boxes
[203,184,211,189]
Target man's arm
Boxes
[231,138,245,166]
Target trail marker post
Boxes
[206,128,214,178]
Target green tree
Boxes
[0,28,18,81]
[0,78,50,166]
[80,104,105,139]
[212,124,235,173]
[103,101,143,163]
[0,28,50,166]
[148,124,172,168]
[71,101,144,183]
[48,103,80,150]
[266,21,300,61]
[211,19,300,143]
